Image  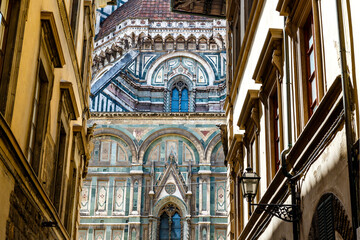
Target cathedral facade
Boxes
[78,0,228,239]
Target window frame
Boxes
[304,13,318,117]
[0,0,12,75]
[0,0,28,121]
[27,42,54,175]
[237,90,260,205]
[277,0,324,129]
[252,29,284,180]
[170,81,189,112]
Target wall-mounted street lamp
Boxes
[240,167,299,222]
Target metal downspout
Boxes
[335,0,358,237]
[281,18,299,240]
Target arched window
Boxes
[159,213,169,240]
[171,81,189,112]
[181,88,188,112]
[171,213,181,240]
[158,204,182,240]
[171,88,179,112]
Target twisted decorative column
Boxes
[164,89,170,112]
[190,89,196,112]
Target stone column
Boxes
[129,180,134,214]
[185,191,192,240]
[137,179,142,213]
[148,189,155,240]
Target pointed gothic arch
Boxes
[152,196,188,240]
[167,75,193,112]
[157,203,182,240]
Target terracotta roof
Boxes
[96,0,209,40]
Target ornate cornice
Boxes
[90,111,226,119]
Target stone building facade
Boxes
[0,0,96,239]
[79,113,227,240]
[77,0,228,239]
[223,0,360,239]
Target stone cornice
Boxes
[90,112,226,120]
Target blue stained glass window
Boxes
[180,88,189,112]
[171,213,181,240]
[171,88,179,112]
[159,213,169,240]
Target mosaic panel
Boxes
[151,57,209,85]
[183,144,194,162]
[190,128,216,142]
[215,146,225,162]
[96,181,108,213]
[100,141,111,161]
[128,61,136,74]
[197,66,207,83]
[80,181,91,213]
[212,144,225,163]
[112,230,124,240]
[78,230,87,240]
[154,67,164,83]
[216,182,226,212]
[92,140,100,161]
[113,181,126,214]
[149,144,160,162]
[166,140,178,161]
[94,230,105,240]
[215,229,226,240]
[125,127,150,142]
[117,144,127,162]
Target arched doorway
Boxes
[158,203,182,240]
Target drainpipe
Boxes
[281,17,299,240]
[335,0,358,237]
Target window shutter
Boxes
[317,195,335,240]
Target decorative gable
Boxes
[155,154,188,201]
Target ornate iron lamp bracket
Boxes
[251,203,299,222]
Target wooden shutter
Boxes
[317,195,335,240]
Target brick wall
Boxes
[6,184,57,240]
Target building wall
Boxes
[78,114,228,240]
[90,16,227,113]
[224,0,360,239]
[78,1,229,239]
[0,0,95,239]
